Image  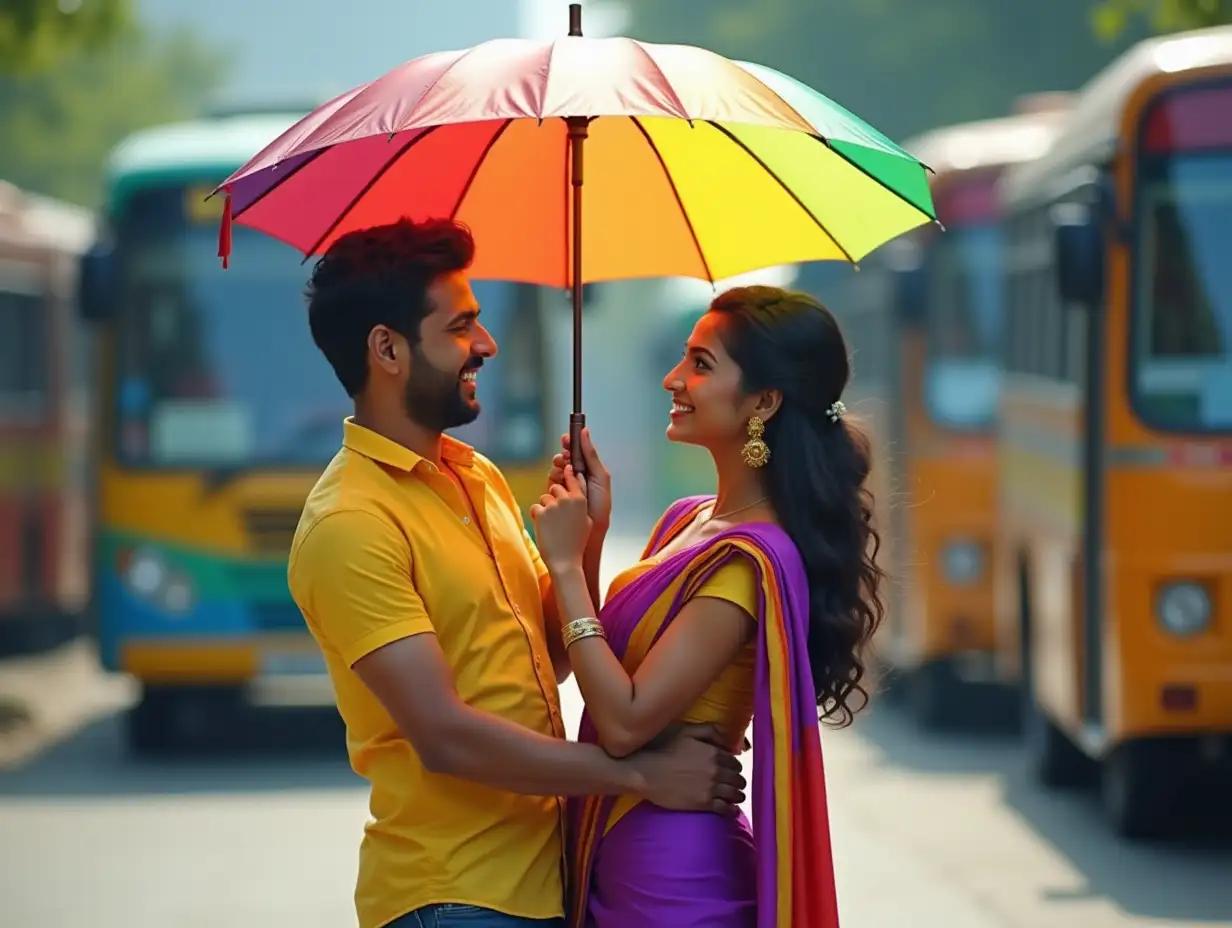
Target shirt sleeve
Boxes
[692,556,760,619]
[289,509,433,667]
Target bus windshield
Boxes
[924,224,1004,430]
[111,185,533,467]
[1133,153,1232,432]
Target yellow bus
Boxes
[798,98,1072,729]
[78,106,553,754]
[996,26,1232,837]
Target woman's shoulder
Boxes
[709,520,803,572]
[645,495,713,547]
[663,494,714,520]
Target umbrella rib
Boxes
[630,117,714,284]
[448,120,513,220]
[814,136,937,221]
[299,126,441,262]
[705,122,857,266]
[231,146,330,221]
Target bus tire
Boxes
[125,685,241,756]
[1024,696,1091,789]
[911,660,959,730]
[1102,741,1178,841]
[125,687,181,757]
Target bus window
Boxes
[112,186,347,468]
[1133,91,1232,431]
[925,224,1005,430]
[0,288,49,417]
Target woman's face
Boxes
[662,311,752,448]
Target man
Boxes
[288,218,745,928]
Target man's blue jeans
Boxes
[388,904,564,928]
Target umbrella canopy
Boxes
[216,26,935,286]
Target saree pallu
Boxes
[567,496,840,928]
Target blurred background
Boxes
[2,0,1232,925]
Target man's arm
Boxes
[355,631,638,796]
[292,509,743,808]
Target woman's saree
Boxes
[567,496,840,928]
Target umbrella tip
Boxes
[568,3,582,36]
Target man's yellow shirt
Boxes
[288,419,566,928]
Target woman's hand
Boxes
[530,465,592,574]
[547,427,611,532]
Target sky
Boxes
[138,0,629,101]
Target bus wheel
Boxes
[125,686,241,757]
[911,661,959,730]
[125,687,181,756]
[1102,741,1178,841]
[1024,697,1092,789]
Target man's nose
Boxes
[474,325,498,358]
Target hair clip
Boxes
[826,400,846,423]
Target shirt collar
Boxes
[342,417,475,472]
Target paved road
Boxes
[1,535,1230,927]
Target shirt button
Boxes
[512,605,521,617]
[462,516,470,525]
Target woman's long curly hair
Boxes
[710,285,886,727]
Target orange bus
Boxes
[996,26,1232,838]
[0,182,95,657]
[801,97,1072,729]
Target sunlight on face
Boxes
[661,312,749,449]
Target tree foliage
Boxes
[0,23,228,205]
[0,0,132,75]
[622,0,1149,142]
[1093,0,1232,39]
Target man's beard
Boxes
[402,346,481,432]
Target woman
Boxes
[531,285,886,928]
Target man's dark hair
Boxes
[305,217,476,397]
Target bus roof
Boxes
[902,102,1072,180]
[1001,24,1232,207]
[104,111,306,210]
[0,180,95,254]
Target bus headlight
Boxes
[123,549,196,616]
[1156,582,1212,637]
[941,539,984,586]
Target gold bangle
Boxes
[562,617,606,649]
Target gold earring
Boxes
[741,415,770,468]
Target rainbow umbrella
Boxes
[214,4,935,466]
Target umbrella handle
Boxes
[569,412,586,481]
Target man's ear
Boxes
[369,325,402,374]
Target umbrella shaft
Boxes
[568,116,588,477]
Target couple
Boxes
[288,217,885,928]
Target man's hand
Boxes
[548,427,611,531]
[626,723,746,815]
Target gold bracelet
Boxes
[562,617,606,649]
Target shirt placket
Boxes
[453,467,570,883]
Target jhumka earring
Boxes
[741,415,770,468]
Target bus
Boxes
[799,98,1073,729]
[0,182,95,658]
[996,26,1232,837]
[77,108,553,754]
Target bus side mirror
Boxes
[1052,202,1104,308]
[78,244,115,322]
